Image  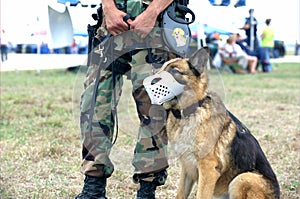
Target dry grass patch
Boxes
[1,63,299,198]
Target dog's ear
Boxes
[189,47,210,72]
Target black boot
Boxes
[136,180,157,199]
[75,175,107,199]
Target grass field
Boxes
[1,62,299,199]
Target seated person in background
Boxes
[220,34,257,74]
[236,33,260,59]
[236,32,261,71]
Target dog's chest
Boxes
[167,114,201,160]
[166,106,219,164]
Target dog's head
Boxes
[143,47,210,108]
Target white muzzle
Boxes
[143,71,185,105]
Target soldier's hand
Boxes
[105,7,129,35]
[128,9,157,38]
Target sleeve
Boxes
[235,44,246,56]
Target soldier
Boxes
[75,0,187,198]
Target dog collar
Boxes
[171,97,207,119]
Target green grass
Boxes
[1,63,299,198]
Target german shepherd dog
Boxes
[144,48,280,198]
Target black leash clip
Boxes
[123,14,135,29]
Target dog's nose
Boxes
[151,77,162,85]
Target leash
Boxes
[87,0,130,145]
[110,39,119,145]
[87,34,112,141]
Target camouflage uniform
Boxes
[80,0,169,185]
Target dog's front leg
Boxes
[176,165,195,199]
[196,158,220,199]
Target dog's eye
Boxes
[168,67,187,84]
[151,77,162,85]
[169,67,185,75]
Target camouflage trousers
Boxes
[80,50,169,184]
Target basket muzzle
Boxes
[143,71,185,105]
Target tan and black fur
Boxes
[158,48,280,198]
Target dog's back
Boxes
[226,111,280,198]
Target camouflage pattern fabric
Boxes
[79,0,169,185]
